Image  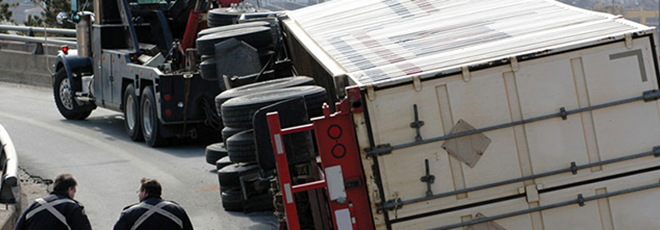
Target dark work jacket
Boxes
[15,191,92,230]
[113,196,193,230]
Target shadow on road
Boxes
[59,112,223,158]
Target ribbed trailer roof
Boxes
[285,0,654,86]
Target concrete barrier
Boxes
[0,41,60,88]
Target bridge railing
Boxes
[0,25,77,54]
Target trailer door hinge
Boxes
[366,85,376,101]
[625,33,633,49]
[365,144,393,158]
[413,76,422,92]
[462,66,471,82]
[510,57,519,72]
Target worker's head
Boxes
[53,174,77,199]
[138,178,162,201]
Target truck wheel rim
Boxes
[59,78,74,110]
[142,98,153,137]
[126,96,136,130]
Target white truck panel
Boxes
[360,36,660,229]
[284,0,660,229]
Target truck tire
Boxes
[221,86,328,128]
[53,68,93,120]
[216,156,232,170]
[226,129,256,163]
[221,187,243,211]
[214,76,315,115]
[206,142,228,165]
[222,126,248,145]
[217,163,260,188]
[123,84,143,141]
[141,86,168,147]
[200,59,218,81]
[208,7,258,27]
[198,21,270,38]
[196,27,272,55]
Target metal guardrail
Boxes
[0,25,77,54]
[0,25,76,36]
[0,124,19,203]
[0,34,77,47]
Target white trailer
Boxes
[279,0,660,229]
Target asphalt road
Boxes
[0,82,277,229]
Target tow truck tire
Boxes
[216,156,232,170]
[53,68,93,120]
[123,84,143,141]
[206,142,229,165]
[141,86,168,147]
[196,27,272,55]
[226,129,256,163]
[214,76,315,115]
[221,86,328,128]
[217,163,260,188]
[222,126,248,145]
[221,187,243,211]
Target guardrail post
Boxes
[33,43,44,55]
[25,27,44,55]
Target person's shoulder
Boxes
[162,200,183,207]
[122,203,141,211]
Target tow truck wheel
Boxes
[123,84,143,141]
[141,86,167,147]
[53,68,92,120]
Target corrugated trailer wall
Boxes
[283,25,339,106]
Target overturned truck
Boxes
[262,0,660,229]
[54,0,660,229]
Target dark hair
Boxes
[140,178,162,197]
[53,174,77,192]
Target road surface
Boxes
[0,82,277,229]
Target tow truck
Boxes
[51,0,246,146]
